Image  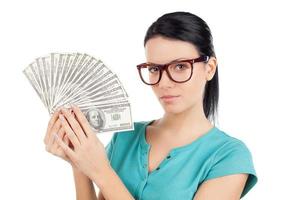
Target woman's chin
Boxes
[161,104,185,115]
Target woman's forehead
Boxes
[145,36,198,64]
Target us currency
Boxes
[52,101,133,133]
[53,54,103,108]
[53,53,82,107]
[24,52,134,133]
[78,102,133,133]
[51,92,128,114]
[23,64,47,109]
[66,80,128,108]
[75,86,127,105]
[76,99,130,109]
[51,53,64,108]
[59,74,126,107]
[38,56,52,109]
[34,58,51,112]
[57,53,93,100]
[54,57,113,104]
[52,53,74,107]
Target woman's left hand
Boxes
[54,105,110,181]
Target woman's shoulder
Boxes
[208,127,256,172]
[211,126,252,152]
[205,127,258,198]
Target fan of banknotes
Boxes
[23,52,133,134]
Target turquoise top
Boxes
[105,120,257,199]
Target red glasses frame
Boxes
[136,55,209,85]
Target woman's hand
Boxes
[44,108,72,164]
[54,105,110,181]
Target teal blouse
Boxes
[105,120,257,199]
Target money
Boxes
[23,52,134,134]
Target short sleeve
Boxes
[204,140,258,198]
[105,132,118,162]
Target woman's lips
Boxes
[159,95,180,103]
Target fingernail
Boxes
[54,133,59,140]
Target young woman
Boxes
[44,11,257,200]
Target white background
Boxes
[0,0,299,199]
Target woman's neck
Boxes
[155,102,213,138]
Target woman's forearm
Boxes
[72,166,98,200]
[93,163,135,200]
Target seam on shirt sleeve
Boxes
[203,139,258,198]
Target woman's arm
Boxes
[55,106,134,200]
[72,158,134,200]
[44,109,98,200]
[93,163,134,200]
[72,166,98,200]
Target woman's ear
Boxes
[205,57,217,81]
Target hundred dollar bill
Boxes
[54,53,82,106]
[60,74,127,107]
[78,102,133,133]
[23,52,134,133]
[23,64,47,109]
[53,55,102,107]
[52,53,74,107]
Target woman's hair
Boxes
[144,11,219,124]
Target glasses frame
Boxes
[137,55,210,85]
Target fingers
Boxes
[63,133,70,147]
[44,108,61,144]
[50,126,65,153]
[48,127,72,163]
[45,118,61,151]
[61,108,87,143]
[62,135,72,163]
[71,105,94,137]
[54,133,77,163]
[59,114,81,148]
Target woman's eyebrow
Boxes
[150,57,188,65]
[170,57,188,62]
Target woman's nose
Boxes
[158,70,174,88]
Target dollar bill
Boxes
[23,52,134,133]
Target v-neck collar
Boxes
[139,120,219,156]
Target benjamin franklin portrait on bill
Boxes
[85,108,105,130]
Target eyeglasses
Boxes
[137,55,209,85]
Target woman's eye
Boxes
[148,66,159,73]
[175,64,186,70]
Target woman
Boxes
[44,11,257,199]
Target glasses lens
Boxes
[139,65,160,85]
[168,61,192,82]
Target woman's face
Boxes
[145,36,216,114]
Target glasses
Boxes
[137,55,209,85]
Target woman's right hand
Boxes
[44,108,72,164]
